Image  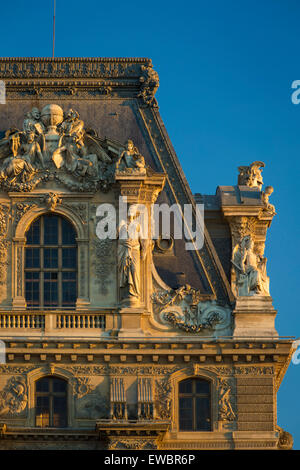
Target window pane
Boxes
[25,248,40,268]
[53,378,67,393]
[62,271,76,280]
[25,284,39,306]
[62,248,77,269]
[44,216,58,245]
[26,218,40,245]
[179,379,192,394]
[36,377,49,392]
[62,282,77,306]
[196,397,211,431]
[62,218,76,244]
[25,272,39,306]
[44,248,58,268]
[44,274,58,306]
[36,396,50,427]
[179,397,193,431]
[196,380,210,395]
[53,396,67,427]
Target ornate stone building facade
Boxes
[0,57,294,450]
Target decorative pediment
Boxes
[0,104,149,193]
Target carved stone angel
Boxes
[232,235,269,296]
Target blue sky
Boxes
[0,0,299,448]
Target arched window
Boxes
[178,378,211,431]
[35,376,68,428]
[25,214,77,308]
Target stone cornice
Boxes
[0,57,152,78]
[0,57,159,105]
[0,339,293,368]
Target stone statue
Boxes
[238,161,265,190]
[116,139,146,175]
[117,206,147,305]
[232,235,269,296]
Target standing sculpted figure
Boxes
[232,235,269,296]
[118,206,147,305]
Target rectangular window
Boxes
[179,379,211,432]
